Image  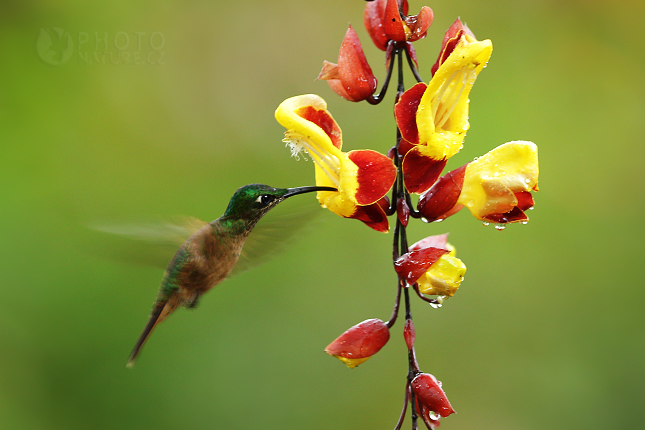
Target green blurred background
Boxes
[1,0,643,429]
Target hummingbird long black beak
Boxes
[282,186,337,198]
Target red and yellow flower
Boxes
[394,234,466,299]
[275,94,397,232]
[458,141,539,223]
[395,19,492,194]
[418,141,539,225]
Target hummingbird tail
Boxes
[126,300,168,368]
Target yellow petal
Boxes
[417,254,467,297]
[416,36,493,160]
[333,355,371,369]
[314,162,359,218]
[458,141,539,220]
[275,94,343,155]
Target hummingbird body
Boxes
[127,184,334,367]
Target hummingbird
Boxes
[127,183,335,367]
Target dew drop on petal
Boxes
[429,411,441,420]
[482,221,489,226]
[494,224,505,231]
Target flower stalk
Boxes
[276,1,539,428]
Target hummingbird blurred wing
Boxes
[231,199,324,276]
[87,216,208,269]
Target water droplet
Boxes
[494,224,505,231]
[521,221,528,225]
[429,412,441,420]
[482,221,489,226]
[528,206,535,210]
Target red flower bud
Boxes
[411,373,455,418]
[325,319,390,368]
[404,319,415,350]
[318,26,377,102]
[364,0,434,50]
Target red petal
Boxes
[398,138,415,158]
[400,0,409,16]
[409,233,449,253]
[515,191,534,211]
[402,147,448,194]
[364,0,388,51]
[351,199,390,233]
[394,247,449,284]
[417,164,467,221]
[484,207,528,224]
[395,82,426,144]
[411,373,455,418]
[383,0,407,41]
[338,26,377,102]
[406,6,434,42]
[326,79,360,102]
[295,106,342,149]
[348,150,397,205]
[325,319,390,359]
[431,19,475,76]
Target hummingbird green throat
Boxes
[127,184,336,367]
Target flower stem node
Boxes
[276,94,397,232]
[324,319,390,368]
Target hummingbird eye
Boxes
[255,194,275,206]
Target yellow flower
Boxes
[458,141,539,223]
[276,94,397,232]
[395,29,492,193]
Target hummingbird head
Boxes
[222,184,337,223]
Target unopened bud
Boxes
[324,318,390,368]
[411,373,455,418]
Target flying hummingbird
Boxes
[126,183,335,367]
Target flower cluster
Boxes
[276,1,539,428]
